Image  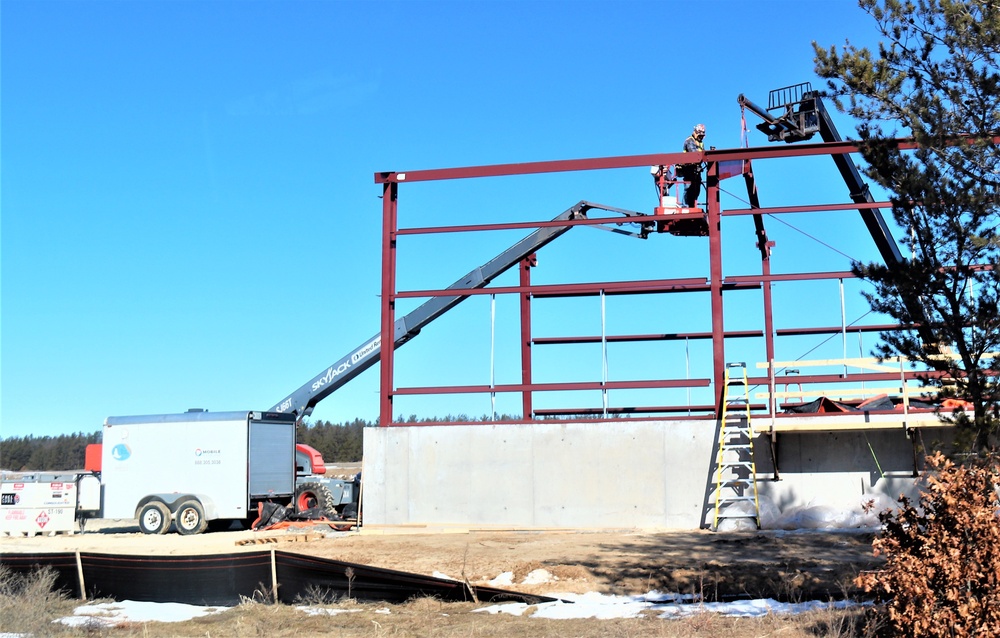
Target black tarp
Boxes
[783,395,937,414]
[83,552,273,605]
[0,551,556,607]
[273,552,550,605]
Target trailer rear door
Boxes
[248,412,296,498]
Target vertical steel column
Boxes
[840,278,848,376]
[762,259,779,478]
[490,293,497,420]
[601,289,608,418]
[379,181,398,426]
[743,161,775,410]
[707,161,726,411]
[761,262,775,398]
[519,255,535,419]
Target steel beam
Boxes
[392,378,712,396]
[519,255,534,419]
[379,182,398,426]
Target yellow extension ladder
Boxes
[712,362,761,530]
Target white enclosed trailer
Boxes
[94,409,297,534]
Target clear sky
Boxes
[2,0,897,439]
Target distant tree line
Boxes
[298,414,524,463]
[297,419,366,462]
[1,414,537,471]
[0,432,101,472]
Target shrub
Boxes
[857,452,1000,637]
[0,565,75,635]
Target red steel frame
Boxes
[373,140,924,427]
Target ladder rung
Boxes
[715,477,753,485]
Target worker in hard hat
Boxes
[678,124,706,208]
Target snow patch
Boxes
[296,606,363,616]
[56,600,228,628]
[486,571,514,587]
[521,569,557,585]
[475,591,861,620]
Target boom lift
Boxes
[737,82,903,265]
[737,83,933,341]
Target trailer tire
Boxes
[295,481,337,518]
[138,501,171,535]
[174,499,208,535]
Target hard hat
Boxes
[693,124,706,135]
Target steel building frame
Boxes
[372,139,929,427]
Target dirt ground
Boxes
[0,519,882,602]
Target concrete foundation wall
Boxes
[362,419,939,530]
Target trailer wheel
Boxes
[138,501,171,535]
[295,481,337,518]
[174,499,208,535]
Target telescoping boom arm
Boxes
[739,83,935,343]
[738,84,902,264]
[270,200,630,421]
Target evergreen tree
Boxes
[0,432,101,471]
[814,0,1000,451]
[297,418,367,463]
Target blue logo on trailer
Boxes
[111,444,131,461]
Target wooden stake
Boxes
[75,550,86,601]
[270,548,278,603]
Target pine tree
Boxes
[814,0,1000,451]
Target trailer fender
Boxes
[180,494,218,521]
[135,494,173,518]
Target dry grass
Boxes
[0,567,871,638]
[0,565,86,636]
[86,601,871,637]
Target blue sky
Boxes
[2,0,896,438]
